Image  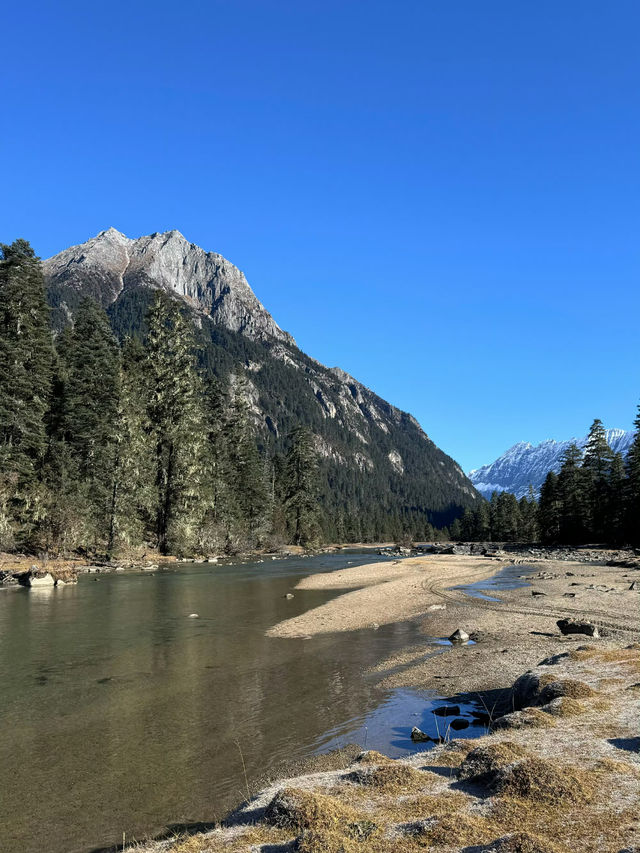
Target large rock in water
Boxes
[25,569,55,587]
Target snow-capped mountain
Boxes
[469,429,634,499]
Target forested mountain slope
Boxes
[43,228,480,539]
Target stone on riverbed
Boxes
[25,569,55,587]
[449,628,470,644]
[410,726,430,742]
[433,704,461,717]
[557,618,600,638]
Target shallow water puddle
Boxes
[449,562,536,601]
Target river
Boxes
[0,552,478,853]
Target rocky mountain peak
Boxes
[43,229,295,345]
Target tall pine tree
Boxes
[146,293,206,554]
[284,426,320,546]
[0,240,54,547]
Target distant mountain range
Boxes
[43,228,481,533]
[468,429,634,499]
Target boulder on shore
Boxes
[23,568,55,587]
[556,618,599,638]
[449,628,470,644]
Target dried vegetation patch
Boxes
[263,787,361,832]
[492,757,594,804]
[457,742,530,784]
[347,763,430,792]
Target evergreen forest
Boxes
[1,240,638,557]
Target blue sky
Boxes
[2,1,638,471]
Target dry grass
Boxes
[540,697,585,717]
[493,707,557,730]
[493,757,594,804]
[415,812,498,846]
[263,786,361,832]
[347,763,430,792]
[166,825,291,853]
[355,750,394,766]
[489,831,562,853]
[431,739,476,767]
[593,757,640,777]
[569,647,640,673]
[538,678,597,703]
[457,741,529,783]
[491,796,639,853]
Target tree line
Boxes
[455,417,640,545]
[0,240,320,556]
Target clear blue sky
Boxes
[2,1,638,471]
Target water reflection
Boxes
[0,553,443,853]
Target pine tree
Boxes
[108,338,155,553]
[0,240,54,546]
[146,293,207,554]
[519,490,539,542]
[539,470,560,542]
[63,298,121,549]
[557,443,590,543]
[284,426,320,546]
[626,403,640,543]
[223,373,269,547]
[606,452,626,544]
[582,418,614,540]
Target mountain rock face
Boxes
[44,228,294,345]
[469,429,634,499]
[43,229,481,531]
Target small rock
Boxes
[410,726,430,742]
[187,613,199,618]
[449,628,469,644]
[284,593,294,599]
[433,704,461,717]
[557,618,599,638]
[531,590,547,596]
[450,718,470,730]
[428,604,446,611]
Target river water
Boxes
[0,552,479,853]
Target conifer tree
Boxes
[0,240,54,545]
[108,338,155,553]
[606,452,626,543]
[582,418,614,539]
[64,298,121,548]
[146,293,207,554]
[557,444,590,543]
[284,426,320,546]
[539,471,560,543]
[626,403,640,542]
[223,373,269,546]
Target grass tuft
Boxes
[263,787,360,832]
[347,763,429,792]
[493,757,594,804]
[458,742,529,784]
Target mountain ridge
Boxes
[42,228,481,534]
[469,428,634,499]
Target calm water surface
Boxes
[0,552,464,853]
